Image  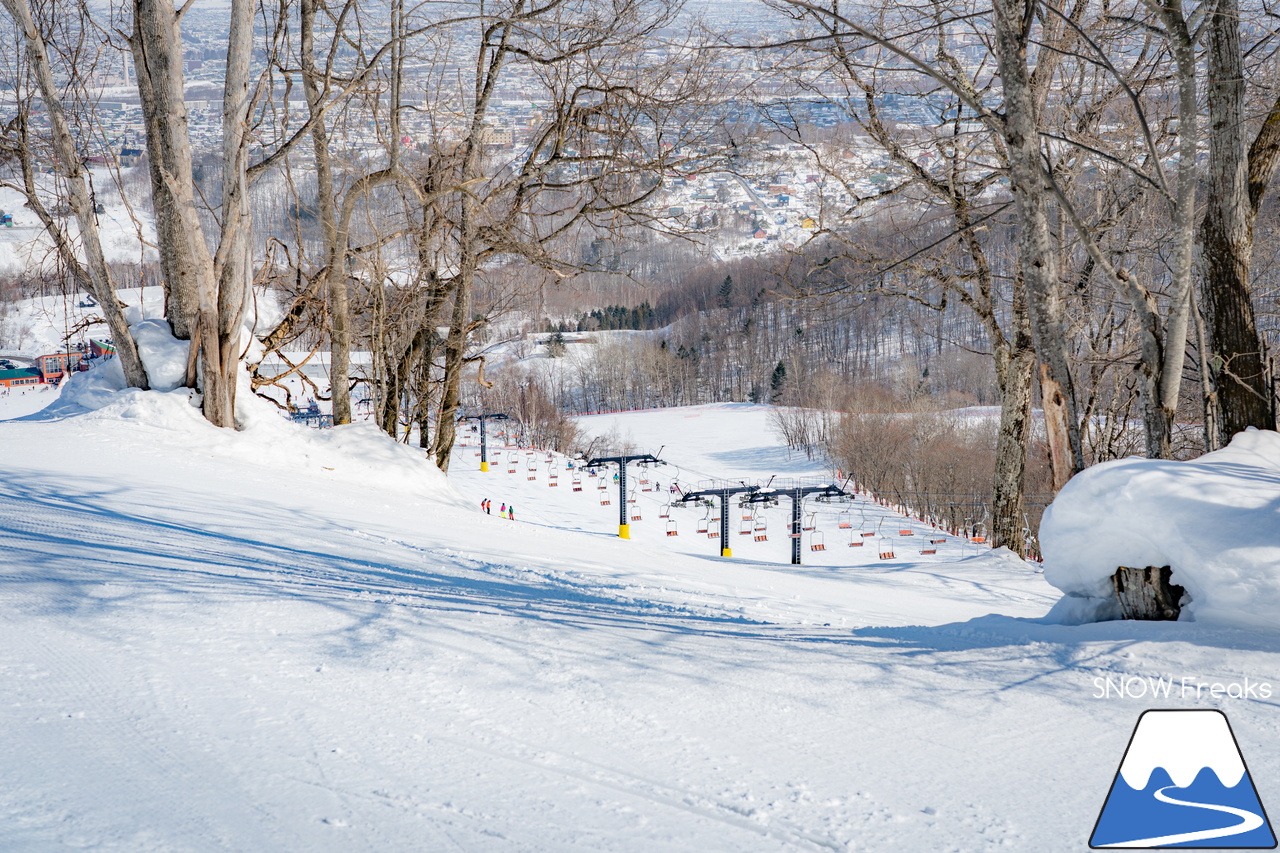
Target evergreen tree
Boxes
[769,360,787,403]
[718,275,734,310]
[547,331,567,357]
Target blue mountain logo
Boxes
[1091,709,1276,848]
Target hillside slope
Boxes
[2,389,1279,851]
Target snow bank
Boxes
[41,323,467,510]
[1041,429,1280,628]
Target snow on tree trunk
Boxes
[130,0,252,428]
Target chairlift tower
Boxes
[677,482,762,558]
[583,452,665,539]
[458,412,511,472]
[745,480,851,565]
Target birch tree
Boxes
[127,0,257,427]
[0,0,149,388]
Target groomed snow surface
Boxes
[3,358,1280,850]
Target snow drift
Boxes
[1041,429,1280,628]
[37,322,465,509]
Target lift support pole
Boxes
[678,484,761,558]
[743,482,851,565]
[459,413,511,472]
[583,453,664,539]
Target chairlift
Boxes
[697,516,709,535]
[526,457,538,481]
[631,507,642,522]
[838,509,853,529]
[920,540,937,556]
[847,528,864,548]
[666,519,678,537]
[660,503,671,519]
[572,474,583,492]
[858,507,876,538]
[878,535,895,560]
[507,452,518,474]
[548,464,559,486]
[753,517,768,542]
[970,522,988,544]
[810,530,826,552]
[802,511,817,532]
[738,516,752,536]
[600,494,611,506]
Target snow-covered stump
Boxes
[1111,565,1185,621]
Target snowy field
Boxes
[3,379,1280,850]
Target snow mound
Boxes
[1041,429,1280,628]
[130,319,189,391]
[36,323,466,510]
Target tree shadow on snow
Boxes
[4,465,1280,699]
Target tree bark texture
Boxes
[300,0,353,426]
[213,0,256,424]
[131,0,236,426]
[990,314,1035,555]
[1201,0,1274,443]
[989,0,1084,489]
[1112,565,1185,620]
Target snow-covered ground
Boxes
[3,375,1280,850]
[0,169,157,276]
[0,287,165,356]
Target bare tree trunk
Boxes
[990,0,1084,489]
[300,0,352,426]
[1201,0,1274,444]
[432,277,469,472]
[2,0,149,389]
[213,0,255,423]
[990,291,1035,554]
[131,0,211,341]
[131,0,233,426]
[431,13,510,471]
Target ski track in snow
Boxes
[3,396,1280,851]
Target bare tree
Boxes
[1199,0,1280,445]
[126,0,258,426]
[0,0,149,388]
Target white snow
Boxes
[1118,710,1245,790]
[1041,428,1280,628]
[4,365,1280,850]
[0,169,156,275]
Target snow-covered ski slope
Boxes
[3,391,1280,852]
